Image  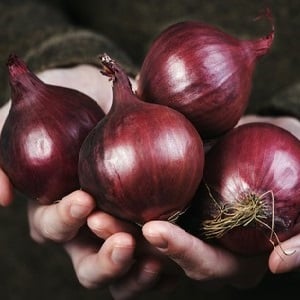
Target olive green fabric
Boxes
[0,1,135,105]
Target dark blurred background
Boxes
[55,0,300,114]
[0,0,299,299]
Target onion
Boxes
[194,122,300,255]
[78,54,204,225]
[0,54,105,204]
[137,10,274,139]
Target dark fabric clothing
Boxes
[0,1,135,105]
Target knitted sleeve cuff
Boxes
[0,2,135,106]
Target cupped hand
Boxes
[86,210,268,300]
[27,189,151,299]
[142,221,268,290]
[86,211,181,300]
[27,190,95,243]
[139,115,300,293]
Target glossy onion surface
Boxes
[79,54,204,225]
[197,122,300,255]
[137,18,274,139]
[0,54,105,204]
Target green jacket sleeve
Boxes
[0,1,135,106]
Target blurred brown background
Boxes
[0,0,299,299]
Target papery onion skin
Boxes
[0,54,105,204]
[195,122,300,255]
[137,16,274,139]
[78,54,204,225]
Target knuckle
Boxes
[173,237,216,281]
[77,273,98,289]
[76,267,106,290]
[29,227,47,244]
[40,223,66,242]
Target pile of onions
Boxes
[137,10,274,139]
[0,54,105,204]
[4,10,297,251]
[194,122,300,255]
[78,54,204,225]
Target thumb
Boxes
[143,220,268,288]
[269,233,300,273]
[142,221,242,281]
[0,168,14,206]
[28,190,95,243]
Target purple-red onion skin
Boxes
[78,55,204,225]
[197,123,300,255]
[0,55,105,204]
[137,21,274,139]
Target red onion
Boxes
[137,10,274,139]
[194,122,300,255]
[78,54,204,225]
[0,54,105,204]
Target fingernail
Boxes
[70,204,91,219]
[284,248,297,255]
[112,246,133,265]
[144,228,168,250]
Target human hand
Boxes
[0,64,111,283]
[0,167,14,207]
[85,209,268,300]
[22,114,300,299]
[86,210,182,300]
[142,220,268,290]
[27,190,144,296]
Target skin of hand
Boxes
[0,65,167,300]
[1,64,300,300]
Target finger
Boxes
[269,234,300,273]
[110,258,161,300]
[0,168,14,206]
[87,211,164,262]
[64,232,135,289]
[87,210,139,240]
[28,190,95,243]
[142,221,267,286]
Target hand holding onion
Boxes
[0,61,179,297]
[84,119,300,295]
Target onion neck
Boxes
[9,73,43,107]
[112,73,138,106]
[250,29,275,59]
[7,54,44,106]
[247,7,275,60]
[100,53,139,110]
